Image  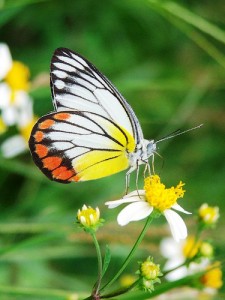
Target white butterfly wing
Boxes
[50,47,144,145]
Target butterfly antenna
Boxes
[156,124,203,144]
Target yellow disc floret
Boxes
[0,117,7,134]
[140,259,161,280]
[77,205,100,228]
[198,203,219,225]
[144,175,185,212]
[5,61,30,91]
[182,236,201,259]
[201,262,223,289]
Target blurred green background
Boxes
[0,0,224,299]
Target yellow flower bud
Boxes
[198,204,219,225]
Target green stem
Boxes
[91,232,103,297]
[100,214,154,293]
[101,279,140,299]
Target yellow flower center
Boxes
[141,260,160,280]
[20,116,38,141]
[120,274,136,288]
[201,262,223,289]
[0,117,7,134]
[199,204,219,225]
[144,175,185,212]
[5,61,30,91]
[77,205,100,227]
[182,236,201,259]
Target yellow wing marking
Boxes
[72,121,136,181]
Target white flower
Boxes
[160,237,209,281]
[0,43,12,80]
[106,175,191,242]
[0,43,36,157]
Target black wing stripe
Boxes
[51,48,144,144]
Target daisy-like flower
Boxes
[0,43,37,157]
[160,236,213,281]
[105,175,190,242]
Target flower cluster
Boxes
[0,43,37,157]
[137,257,163,292]
[160,202,222,295]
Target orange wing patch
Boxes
[42,156,62,170]
[53,112,70,120]
[52,166,74,180]
[29,112,80,184]
[35,144,48,158]
[39,119,55,130]
[34,131,44,142]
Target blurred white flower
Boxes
[0,43,37,157]
[0,43,12,80]
[160,236,209,281]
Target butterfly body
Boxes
[29,48,156,186]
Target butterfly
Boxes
[29,48,158,190]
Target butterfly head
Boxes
[146,140,157,158]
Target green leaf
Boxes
[102,244,111,277]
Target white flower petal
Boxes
[165,264,188,281]
[117,202,153,226]
[0,83,11,108]
[17,94,33,128]
[1,135,27,158]
[2,106,18,126]
[105,195,145,209]
[172,203,191,214]
[160,237,184,259]
[123,189,145,198]
[0,43,12,80]
[164,209,188,242]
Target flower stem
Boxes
[91,232,103,297]
[100,214,154,293]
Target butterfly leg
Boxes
[143,162,151,178]
[151,154,155,174]
[125,165,136,195]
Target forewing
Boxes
[50,47,143,145]
[29,111,135,183]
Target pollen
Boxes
[144,175,185,212]
[5,61,30,91]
